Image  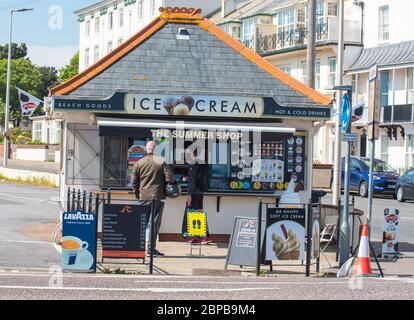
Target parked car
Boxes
[395,168,414,202]
[331,156,399,197]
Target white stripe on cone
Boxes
[357,235,370,258]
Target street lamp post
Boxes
[332,0,344,206]
[2,8,33,167]
[327,85,353,267]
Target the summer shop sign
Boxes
[124,93,264,118]
[61,210,97,272]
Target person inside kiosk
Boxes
[182,148,211,244]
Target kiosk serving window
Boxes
[99,123,307,194]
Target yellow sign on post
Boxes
[187,211,207,237]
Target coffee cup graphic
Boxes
[61,236,89,266]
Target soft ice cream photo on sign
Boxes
[266,221,305,261]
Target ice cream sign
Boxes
[265,207,306,261]
[124,94,264,118]
[53,92,331,119]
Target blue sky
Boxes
[0,0,97,68]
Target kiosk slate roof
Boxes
[51,7,332,107]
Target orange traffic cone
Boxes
[352,224,378,277]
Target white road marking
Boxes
[0,192,55,204]
[0,240,53,245]
[0,273,407,285]
[0,285,273,292]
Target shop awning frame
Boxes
[96,118,296,134]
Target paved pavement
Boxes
[0,159,59,174]
[0,182,60,269]
[0,271,413,300]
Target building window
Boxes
[95,16,100,33]
[315,60,321,89]
[118,38,123,46]
[316,0,325,40]
[301,61,307,83]
[102,137,129,188]
[379,5,389,43]
[108,12,113,30]
[53,122,61,145]
[85,20,90,37]
[277,9,295,35]
[406,134,414,168]
[150,0,156,16]
[327,1,338,16]
[119,7,124,26]
[231,26,241,40]
[352,74,363,105]
[85,48,90,68]
[297,8,305,24]
[33,122,42,142]
[138,1,143,20]
[242,18,256,44]
[406,67,414,104]
[328,57,337,87]
[107,41,113,53]
[381,135,389,162]
[94,45,99,63]
[381,70,390,106]
[279,65,291,75]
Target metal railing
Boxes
[246,23,329,55]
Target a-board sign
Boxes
[187,211,207,237]
[62,210,97,272]
[225,216,266,269]
[102,204,149,258]
[382,208,400,255]
[265,208,306,261]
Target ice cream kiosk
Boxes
[50,7,333,243]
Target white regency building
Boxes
[345,0,414,172]
[211,0,364,165]
[76,0,221,72]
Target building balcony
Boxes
[246,17,362,56]
[382,105,414,124]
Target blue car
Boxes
[333,156,399,197]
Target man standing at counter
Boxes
[131,141,174,257]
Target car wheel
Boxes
[359,181,368,198]
[397,187,406,202]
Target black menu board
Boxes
[285,134,306,190]
[102,204,149,258]
[226,133,306,192]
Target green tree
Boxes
[38,66,59,98]
[59,51,79,82]
[0,43,27,60]
[0,58,42,125]
[0,99,5,126]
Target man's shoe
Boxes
[146,249,165,257]
[200,237,212,245]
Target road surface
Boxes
[0,182,60,269]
